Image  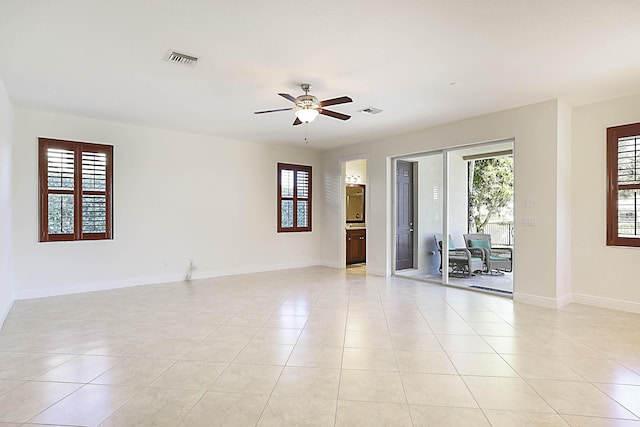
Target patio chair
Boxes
[434,235,484,277]
[463,233,513,274]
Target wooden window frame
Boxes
[277,163,312,233]
[39,138,113,242]
[607,122,640,247]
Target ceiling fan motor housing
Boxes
[296,94,319,110]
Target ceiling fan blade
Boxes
[278,93,297,103]
[319,96,353,107]
[292,117,302,126]
[320,109,351,121]
[254,107,294,114]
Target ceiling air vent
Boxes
[358,107,383,115]
[165,50,198,67]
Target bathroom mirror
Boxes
[346,184,365,223]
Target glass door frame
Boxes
[391,138,515,291]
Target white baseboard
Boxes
[513,292,572,309]
[190,260,326,281]
[365,266,388,276]
[12,267,640,316]
[515,291,640,313]
[557,292,573,308]
[14,273,185,300]
[572,293,640,314]
[13,261,328,301]
[317,259,342,269]
[0,298,14,329]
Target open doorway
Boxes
[345,159,367,270]
[393,140,514,296]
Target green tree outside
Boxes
[468,157,513,233]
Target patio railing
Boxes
[483,222,513,246]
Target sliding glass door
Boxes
[393,140,514,295]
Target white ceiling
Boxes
[1,0,639,150]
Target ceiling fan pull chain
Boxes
[304,123,309,144]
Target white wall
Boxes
[345,159,366,184]
[322,100,567,306]
[556,100,573,305]
[572,93,640,312]
[0,77,13,326]
[448,152,470,245]
[413,154,443,275]
[12,107,324,299]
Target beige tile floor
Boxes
[395,268,514,294]
[0,266,639,426]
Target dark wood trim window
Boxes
[277,163,312,233]
[607,122,640,247]
[39,138,113,242]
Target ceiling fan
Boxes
[254,84,353,126]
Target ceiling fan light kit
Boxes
[295,107,319,123]
[255,83,353,126]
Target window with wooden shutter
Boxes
[39,138,113,242]
[277,163,312,232]
[607,122,640,247]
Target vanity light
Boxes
[346,175,362,184]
